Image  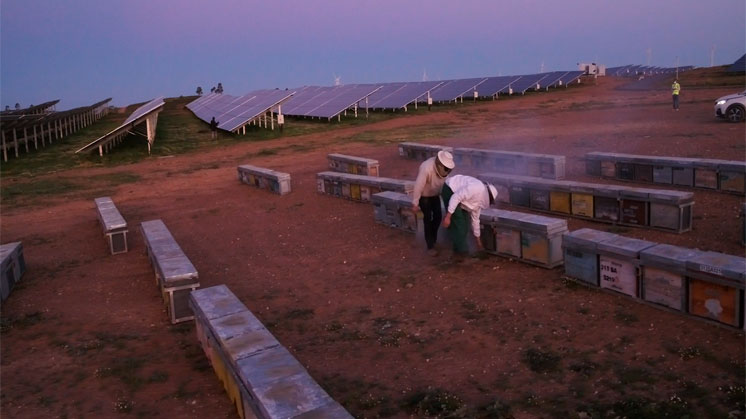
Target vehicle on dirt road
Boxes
[714,90,746,122]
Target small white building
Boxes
[578,62,606,76]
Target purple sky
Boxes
[2,0,744,110]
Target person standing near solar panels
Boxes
[441,175,497,259]
[671,79,681,111]
[209,117,219,140]
[411,150,455,256]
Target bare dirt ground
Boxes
[1,75,744,418]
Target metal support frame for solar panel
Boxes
[429,78,488,103]
[186,89,295,133]
[76,97,164,156]
[1,100,59,116]
[1,98,111,161]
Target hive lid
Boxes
[685,251,746,282]
[562,228,618,251]
[640,244,702,271]
[596,235,657,258]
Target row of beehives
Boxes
[372,191,568,268]
[398,142,566,179]
[585,152,746,195]
[316,171,413,201]
[370,191,746,330]
[0,242,26,301]
[237,153,383,196]
[478,173,694,234]
[563,228,746,330]
[190,285,353,419]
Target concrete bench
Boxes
[585,152,746,195]
[94,197,128,254]
[563,228,746,330]
[140,219,200,324]
[189,285,353,419]
[316,171,413,203]
[478,173,694,234]
[0,242,26,301]
[327,153,379,176]
[237,164,291,195]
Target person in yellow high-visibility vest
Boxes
[672,79,681,110]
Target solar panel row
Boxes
[281,84,383,119]
[360,81,444,110]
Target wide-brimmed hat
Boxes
[487,183,497,204]
[437,150,455,169]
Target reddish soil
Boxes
[1,75,744,418]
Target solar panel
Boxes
[466,76,522,98]
[283,84,382,119]
[503,73,549,94]
[537,71,569,90]
[76,97,164,154]
[363,81,444,109]
[123,97,166,125]
[429,78,488,102]
[556,71,584,86]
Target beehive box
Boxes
[619,189,649,226]
[616,161,635,181]
[671,162,694,187]
[561,229,618,286]
[648,190,694,233]
[653,165,673,184]
[719,162,746,195]
[694,159,720,190]
[593,186,623,223]
[633,163,654,183]
[585,153,603,176]
[640,244,702,311]
[570,183,594,218]
[518,214,568,268]
[0,242,25,301]
[685,251,745,328]
[597,235,656,297]
[509,183,531,207]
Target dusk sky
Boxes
[2,0,744,110]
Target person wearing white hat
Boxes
[412,150,455,254]
[441,174,497,256]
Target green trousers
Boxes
[441,184,469,254]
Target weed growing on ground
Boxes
[403,388,466,417]
[0,311,44,332]
[613,309,639,325]
[522,348,562,374]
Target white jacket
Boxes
[411,157,447,205]
[445,175,490,237]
